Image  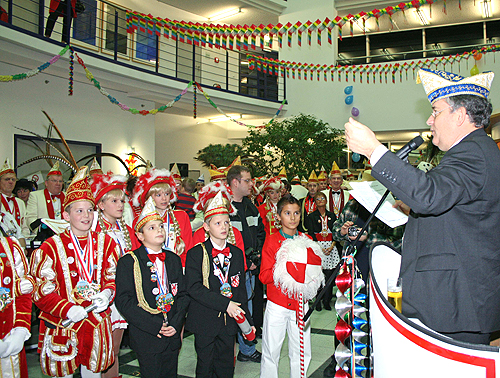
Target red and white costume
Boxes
[257,177,283,237]
[132,168,193,266]
[0,236,34,378]
[259,232,324,378]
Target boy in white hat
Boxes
[185,191,254,378]
[115,197,188,378]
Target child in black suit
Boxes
[185,191,255,378]
[115,197,188,378]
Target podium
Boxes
[369,242,500,377]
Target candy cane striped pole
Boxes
[298,292,305,378]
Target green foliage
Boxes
[195,144,244,168]
[241,114,345,179]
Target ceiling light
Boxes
[208,114,242,123]
[482,0,492,18]
[415,9,430,26]
[381,48,395,61]
[208,8,242,22]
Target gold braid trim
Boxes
[200,243,210,289]
[129,252,161,315]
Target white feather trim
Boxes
[132,168,176,207]
[273,235,325,301]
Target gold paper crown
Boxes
[89,158,103,176]
[317,171,327,181]
[277,167,287,180]
[0,158,14,177]
[330,161,341,176]
[133,196,163,232]
[171,163,181,180]
[47,161,63,177]
[417,68,494,105]
[308,170,318,183]
[301,176,307,185]
[204,191,229,220]
[63,166,95,209]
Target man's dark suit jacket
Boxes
[372,128,500,334]
[185,240,253,336]
[115,246,189,353]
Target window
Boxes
[73,0,97,45]
[103,3,127,55]
[135,29,157,62]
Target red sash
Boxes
[1,195,21,226]
[43,189,65,219]
[329,189,345,216]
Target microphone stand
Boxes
[303,189,390,322]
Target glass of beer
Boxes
[387,277,402,313]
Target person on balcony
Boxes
[45,0,77,44]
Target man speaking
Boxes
[344,68,500,345]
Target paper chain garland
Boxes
[0,46,70,82]
[247,44,498,84]
[125,0,452,50]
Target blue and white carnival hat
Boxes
[417,68,494,105]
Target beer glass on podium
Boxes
[387,278,402,312]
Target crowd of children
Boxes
[0,156,387,378]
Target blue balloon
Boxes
[345,95,353,105]
[352,153,361,162]
[344,86,353,95]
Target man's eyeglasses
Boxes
[431,104,453,119]
[238,178,252,184]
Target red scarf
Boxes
[1,194,21,226]
[304,195,316,214]
[44,189,65,219]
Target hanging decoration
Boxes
[69,47,75,96]
[125,0,452,50]
[193,84,197,119]
[0,46,69,82]
[248,44,498,83]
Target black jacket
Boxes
[115,246,189,353]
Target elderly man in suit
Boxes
[344,68,500,345]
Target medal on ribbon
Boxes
[73,280,100,303]
[156,292,174,314]
[0,287,13,311]
[213,254,232,298]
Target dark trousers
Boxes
[322,268,335,305]
[194,331,235,378]
[253,276,264,329]
[45,0,73,42]
[135,347,179,378]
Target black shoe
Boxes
[323,303,332,311]
[323,358,337,378]
[255,327,263,339]
[237,350,262,363]
[316,302,322,311]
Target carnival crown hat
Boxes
[291,175,300,184]
[308,170,318,183]
[204,191,229,221]
[63,166,95,209]
[47,161,62,177]
[317,171,327,182]
[0,158,15,177]
[330,161,341,176]
[417,68,494,105]
[171,163,181,181]
[301,176,307,185]
[277,167,287,181]
[132,167,177,208]
[89,158,104,176]
[260,176,284,193]
[91,172,127,204]
[209,164,227,181]
[196,174,205,184]
[133,196,163,232]
[225,156,241,172]
[194,181,237,215]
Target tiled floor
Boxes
[25,303,338,378]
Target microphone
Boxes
[395,135,424,161]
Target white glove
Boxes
[91,289,112,313]
[66,305,88,323]
[0,328,30,358]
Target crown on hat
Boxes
[0,158,15,177]
[260,177,284,193]
[171,163,181,181]
[291,175,300,184]
[194,181,237,215]
[63,166,95,210]
[89,158,103,176]
[209,165,227,181]
[133,196,163,232]
[308,170,318,183]
[417,68,494,105]
[277,167,287,180]
[225,156,241,172]
[132,168,177,208]
[196,174,205,183]
[204,191,229,221]
[47,161,62,177]
[91,172,127,204]
[301,176,307,185]
[330,161,341,176]
[317,171,327,182]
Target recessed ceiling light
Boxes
[208,8,242,22]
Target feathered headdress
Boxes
[91,172,127,204]
[132,168,177,208]
[194,181,237,215]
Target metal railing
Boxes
[1,0,285,103]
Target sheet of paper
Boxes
[348,181,408,228]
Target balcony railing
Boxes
[1,0,285,103]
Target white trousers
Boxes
[61,365,101,378]
[260,301,311,378]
